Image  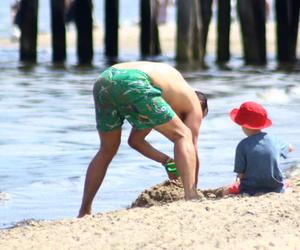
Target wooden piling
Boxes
[50,0,66,63]
[13,0,299,66]
[74,0,93,64]
[19,0,38,62]
[176,0,192,62]
[216,0,231,63]
[237,0,266,65]
[199,0,213,59]
[140,0,161,57]
[105,0,119,59]
[275,0,300,64]
[176,0,204,64]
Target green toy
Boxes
[164,161,180,177]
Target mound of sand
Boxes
[131,179,186,207]
[131,178,225,208]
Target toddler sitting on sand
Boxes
[224,101,293,196]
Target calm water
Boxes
[0,0,299,229]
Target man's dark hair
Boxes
[195,90,208,116]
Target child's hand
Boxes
[288,144,294,152]
[237,173,245,180]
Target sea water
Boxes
[0,0,299,229]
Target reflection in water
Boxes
[0,58,299,228]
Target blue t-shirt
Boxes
[234,132,289,195]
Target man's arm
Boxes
[182,111,202,185]
[128,128,177,179]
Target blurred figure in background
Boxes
[65,0,76,26]
[156,0,174,25]
[10,0,21,41]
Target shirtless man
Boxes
[78,61,208,217]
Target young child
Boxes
[224,101,293,196]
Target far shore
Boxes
[1,22,298,59]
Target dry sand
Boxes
[1,173,300,250]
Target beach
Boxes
[0,174,300,250]
[1,12,300,249]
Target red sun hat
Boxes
[230,101,272,129]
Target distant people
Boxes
[65,0,98,29]
[10,0,21,41]
[78,61,208,217]
[265,0,271,20]
[223,101,293,196]
[156,0,174,25]
[65,0,76,25]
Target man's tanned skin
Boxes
[78,61,207,217]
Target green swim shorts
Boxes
[93,67,175,132]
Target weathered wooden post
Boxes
[50,0,66,63]
[105,0,119,59]
[275,0,300,64]
[176,0,203,64]
[176,0,191,62]
[140,0,161,57]
[74,0,93,64]
[199,0,213,59]
[216,0,231,63]
[19,0,38,62]
[237,0,266,65]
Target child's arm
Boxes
[237,173,245,180]
[235,173,244,183]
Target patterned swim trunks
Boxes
[93,67,175,132]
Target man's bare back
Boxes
[113,61,202,121]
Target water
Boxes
[0,0,299,229]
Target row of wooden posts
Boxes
[19,0,299,66]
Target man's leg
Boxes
[78,129,121,217]
[128,128,177,180]
[154,115,201,200]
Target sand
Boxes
[1,172,300,250]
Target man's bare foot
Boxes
[184,190,204,200]
[77,209,91,218]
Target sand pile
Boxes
[131,179,186,207]
[131,178,225,208]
